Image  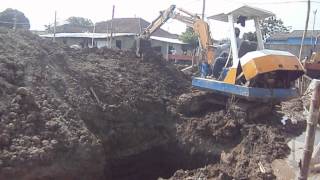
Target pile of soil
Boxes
[169,107,306,180]
[0,29,189,179]
[0,29,307,180]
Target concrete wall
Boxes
[53,36,185,60]
[96,40,108,48]
[107,37,185,60]
[56,37,91,48]
[150,39,184,59]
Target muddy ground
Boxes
[0,29,307,180]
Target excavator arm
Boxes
[171,8,215,64]
[136,5,214,65]
[140,5,176,39]
[136,5,176,57]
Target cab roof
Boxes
[208,5,275,22]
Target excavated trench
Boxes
[105,143,220,180]
[77,98,221,180]
[79,95,240,180]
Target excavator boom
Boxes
[136,5,176,57]
[170,10,215,65]
[136,4,214,65]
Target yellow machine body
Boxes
[240,50,304,81]
[193,20,215,65]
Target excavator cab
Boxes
[193,5,305,103]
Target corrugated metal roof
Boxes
[208,5,274,22]
[40,33,135,38]
[40,33,185,44]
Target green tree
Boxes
[66,16,93,27]
[0,8,30,29]
[260,16,291,40]
[179,27,198,48]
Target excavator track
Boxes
[177,91,274,121]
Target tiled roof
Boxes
[55,17,179,39]
[95,18,179,39]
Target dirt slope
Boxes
[0,29,189,179]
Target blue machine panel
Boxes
[192,77,299,102]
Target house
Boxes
[41,18,193,62]
[265,30,320,58]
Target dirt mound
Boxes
[0,29,189,180]
[0,29,307,180]
[170,110,305,180]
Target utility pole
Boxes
[91,23,96,48]
[109,5,115,48]
[202,0,206,20]
[298,0,311,94]
[53,11,57,42]
[298,80,320,180]
[311,9,317,51]
[298,0,311,60]
[13,13,17,31]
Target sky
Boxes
[0,0,319,39]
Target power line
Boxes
[229,0,320,4]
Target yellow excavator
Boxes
[136,5,214,64]
[136,5,305,119]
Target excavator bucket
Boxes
[135,38,152,57]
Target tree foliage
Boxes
[66,17,93,27]
[179,27,198,48]
[242,16,290,41]
[260,16,291,40]
[0,8,30,29]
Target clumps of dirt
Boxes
[176,111,242,155]
[168,165,233,180]
[0,29,105,180]
[217,124,290,179]
[0,29,190,180]
[170,108,305,179]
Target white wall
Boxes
[150,39,184,59]
[96,40,108,48]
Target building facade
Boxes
[265,30,320,58]
[41,18,193,62]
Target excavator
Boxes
[136,5,305,119]
[303,34,320,78]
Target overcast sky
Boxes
[1,0,319,39]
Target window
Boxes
[168,45,174,54]
[116,40,122,49]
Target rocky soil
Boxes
[0,29,307,180]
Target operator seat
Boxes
[238,40,258,58]
[212,41,258,79]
